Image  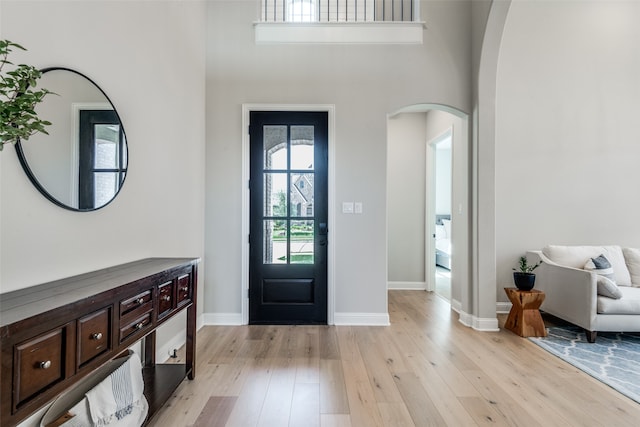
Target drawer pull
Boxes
[92,332,103,340]
[136,297,145,305]
[181,286,189,292]
[135,322,145,330]
[162,295,171,301]
[39,360,52,370]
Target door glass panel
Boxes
[94,124,120,168]
[264,173,287,217]
[291,126,314,170]
[290,173,314,217]
[291,220,314,264]
[264,125,287,170]
[94,172,118,207]
[122,134,128,165]
[264,219,288,264]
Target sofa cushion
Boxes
[542,245,632,286]
[598,286,640,314]
[595,276,623,299]
[623,247,640,286]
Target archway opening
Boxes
[386,103,470,318]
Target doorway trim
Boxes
[388,103,471,325]
[241,104,336,325]
[425,127,453,295]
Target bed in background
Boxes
[435,214,451,270]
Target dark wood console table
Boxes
[0,257,199,427]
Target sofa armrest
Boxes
[526,251,598,331]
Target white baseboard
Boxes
[197,313,205,330]
[334,312,390,326]
[387,281,427,290]
[155,314,207,363]
[450,298,462,313]
[458,309,473,327]
[473,316,500,331]
[457,309,499,332]
[156,329,187,363]
[496,301,512,314]
[203,312,244,325]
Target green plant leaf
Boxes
[0,39,52,148]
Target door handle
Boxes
[319,223,328,246]
[319,223,328,235]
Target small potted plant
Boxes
[513,255,541,291]
[0,39,53,151]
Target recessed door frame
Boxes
[242,104,336,325]
[425,127,453,294]
[71,102,111,207]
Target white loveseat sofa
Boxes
[527,245,640,342]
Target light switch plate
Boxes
[342,202,354,214]
[354,202,363,214]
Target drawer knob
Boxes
[92,332,103,340]
[181,286,189,292]
[162,295,171,301]
[39,360,52,370]
[135,322,145,330]
[136,297,145,305]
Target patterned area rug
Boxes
[529,326,640,404]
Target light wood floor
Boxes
[148,291,640,426]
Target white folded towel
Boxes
[86,352,145,425]
[60,353,148,427]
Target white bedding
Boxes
[435,223,451,255]
[436,237,451,255]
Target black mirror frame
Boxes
[15,67,128,212]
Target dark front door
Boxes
[249,111,328,324]
[78,110,127,210]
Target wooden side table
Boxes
[504,288,548,337]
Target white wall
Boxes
[0,1,206,407]
[387,112,427,284]
[495,1,640,301]
[205,0,472,319]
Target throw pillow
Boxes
[584,254,616,282]
[596,275,623,299]
[623,247,640,286]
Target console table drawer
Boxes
[176,274,191,305]
[120,289,152,316]
[78,307,111,366]
[158,281,174,318]
[1,257,198,427]
[15,327,67,406]
[119,312,152,343]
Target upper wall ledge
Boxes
[254,21,425,45]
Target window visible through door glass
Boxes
[290,173,314,217]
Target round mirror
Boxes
[16,67,128,211]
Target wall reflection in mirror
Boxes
[16,68,127,211]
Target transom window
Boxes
[256,0,423,44]
[288,0,317,22]
[261,0,416,23]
